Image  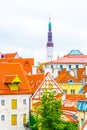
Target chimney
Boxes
[57,55,59,60]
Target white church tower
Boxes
[46,17,54,62]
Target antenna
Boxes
[49,13,51,22]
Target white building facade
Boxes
[0,94,31,130]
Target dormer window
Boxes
[68,80,73,83]
[4,75,22,91]
[25,61,29,65]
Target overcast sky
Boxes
[0,0,87,64]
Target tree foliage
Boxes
[60,121,78,130]
[26,114,38,130]
[36,88,63,130]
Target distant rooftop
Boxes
[68,50,83,55]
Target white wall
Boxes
[0,94,31,130]
[47,47,53,62]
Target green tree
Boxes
[61,121,78,130]
[26,114,38,130]
[36,88,63,130]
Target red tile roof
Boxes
[55,68,85,83]
[49,54,87,64]
[62,94,87,112]
[66,94,87,101]
[0,63,32,94]
[83,83,87,91]
[62,106,77,112]
[0,58,34,74]
[4,75,21,83]
[77,68,85,81]
[1,52,19,58]
[27,73,44,93]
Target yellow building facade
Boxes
[59,83,84,94]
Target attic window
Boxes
[8,83,19,91]
[68,80,73,83]
[4,75,21,91]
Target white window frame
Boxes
[1,115,5,121]
[23,99,26,105]
[1,100,5,105]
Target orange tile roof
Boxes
[0,58,34,74]
[77,68,85,81]
[0,63,32,94]
[62,106,77,112]
[83,83,87,91]
[32,101,41,106]
[4,75,19,83]
[55,69,67,82]
[56,94,62,99]
[66,94,86,101]
[1,52,18,58]
[55,69,78,83]
[63,94,87,110]
[55,68,85,83]
[27,73,44,93]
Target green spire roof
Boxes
[48,17,52,29]
[48,22,51,29]
[68,50,83,55]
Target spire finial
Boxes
[48,14,51,29]
[49,13,51,23]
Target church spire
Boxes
[46,17,54,62]
[48,16,51,31]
